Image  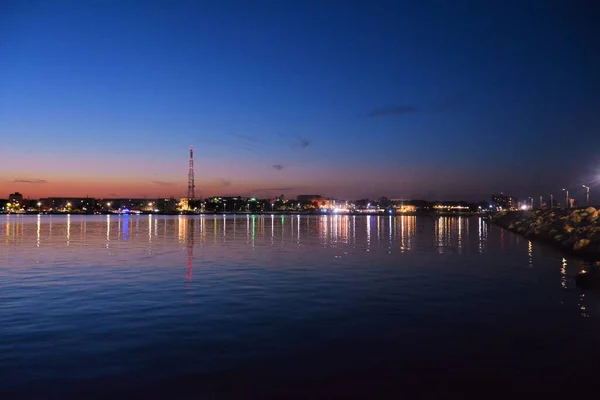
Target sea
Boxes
[1,214,599,398]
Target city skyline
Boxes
[1,1,599,201]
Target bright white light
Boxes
[520,205,528,210]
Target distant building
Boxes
[491,193,518,210]
[102,198,154,212]
[157,198,178,213]
[392,203,417,213]
[42,197,96,213]
[390,199,417,212]
[8,192,24,203]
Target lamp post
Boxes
[37,202,42,213]
[550,194,553,209]
[562,189,569,209]
[582,184,590,204]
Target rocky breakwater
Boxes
[492,207,600,260]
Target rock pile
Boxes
[492,207,600,258]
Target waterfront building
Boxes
[8,192,24,203]
[491,193,518,210]
[42,197,96,213]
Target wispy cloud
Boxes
[12,179,48,184]
[107,192,119,197]
[367,106,417,118]
[218,179,232,187]
[151,180,176,186]
[295,136,310,149]
[272,164,284,171]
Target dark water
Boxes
[1,214,599,398]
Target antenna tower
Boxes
[188,146,196,200]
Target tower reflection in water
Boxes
[187,218,194,283]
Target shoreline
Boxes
[1,211,488,217]
[491,208,600,262]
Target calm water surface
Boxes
[1,214,599,398]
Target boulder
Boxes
[570,214,583,224]
[574,239,591,251]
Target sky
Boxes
[1,0,599,201]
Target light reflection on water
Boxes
[1,214,599,396]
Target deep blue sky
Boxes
[1,0,599,201]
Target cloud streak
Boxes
[227,132,257,143]
[295,136,310,149]
[272,164,284,171]
[151,180,176,186]
[12,179,48,184]
[367,105,417,118]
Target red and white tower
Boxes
[187,146,195,200]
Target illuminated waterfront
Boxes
[1,214,599,397]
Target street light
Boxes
[583,184,590,204]
[562,189,569,209]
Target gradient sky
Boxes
[1,0,599,201]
